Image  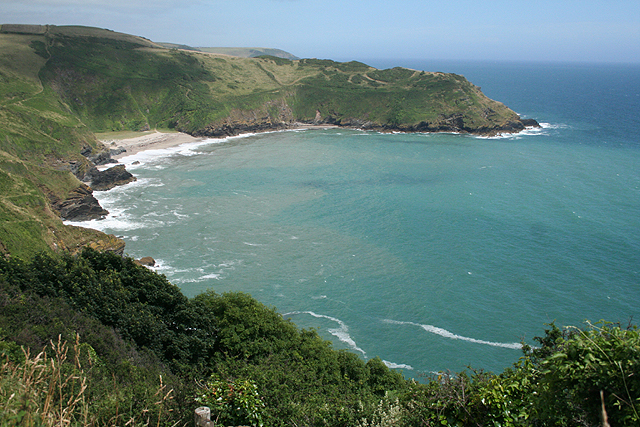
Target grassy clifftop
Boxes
[0,25,533,258]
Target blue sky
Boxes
[2,0,639,63]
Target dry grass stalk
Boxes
[1,335,88,427]
[2,335,176,427]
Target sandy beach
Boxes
[100,130,204,160]
[100,125,339,160]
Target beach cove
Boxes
[71,61,640,376]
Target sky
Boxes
[2,0,640,64]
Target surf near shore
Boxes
[100,130,204,160]
[100,124,340,162]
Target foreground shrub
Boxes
[2,250,638,426]
[534,321,640,426]
[196,375,265,427]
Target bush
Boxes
[4,249,638,426]
[196,375,265,427]
[534,321,640,426]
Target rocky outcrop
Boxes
[81,145,117,166]
[196,112,539,138]
[377,116,540,136]
[195,99,296,137]
[84,164,136,191]
[85,234,126,256]
[520,118,540,128]
[135,256,156,267]
[50,184,109,221]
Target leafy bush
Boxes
[534,321,640,426]
[1,249,411,426]
[196,375,265,427]
[395,321,639,427]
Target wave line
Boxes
[283,311,366,355]
[383,319,522,350]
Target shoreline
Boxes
[101,125,340,161]
[99,119,540,161]
[101,130,205,160]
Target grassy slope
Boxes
[0,27,123,258]
[37,32,522,135]
[0,25,525,258]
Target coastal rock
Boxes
[520,118,541,128]
[195,99,296,138]
[135,256,156,267]
[110,147,127,157]
[83,234,126,256]
[51,183,109,221]
[84,164,136,191]
[81,145,117,166]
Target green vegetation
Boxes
[0,249,407,426]
[1,249,638,426]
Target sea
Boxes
[67,60,640,377]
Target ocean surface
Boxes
[69,60,640,376]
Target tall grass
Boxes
[1,335,88,426]
[0,336,176,427]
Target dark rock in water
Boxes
[520,118,541,127]
[85,164,136,191]
[135,256,156,267]
[51,183,109,221]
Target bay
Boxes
[73,61,640,375]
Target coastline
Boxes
[101,125,340,161]
[101,130,205,160]
[99,117,540,161]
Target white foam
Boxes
[173,273,222,283]
[383,319,522,350]
[283,311,366,356]
[539,122,569,130]
[472,122,559,140]
[64,208,141,232]
[117,137,228,167]
[146,258,177,275]
[383,360,414,370]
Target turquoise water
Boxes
[72,61,640,375]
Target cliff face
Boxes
[49,184,108,221]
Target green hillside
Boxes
[0,24,532,258]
